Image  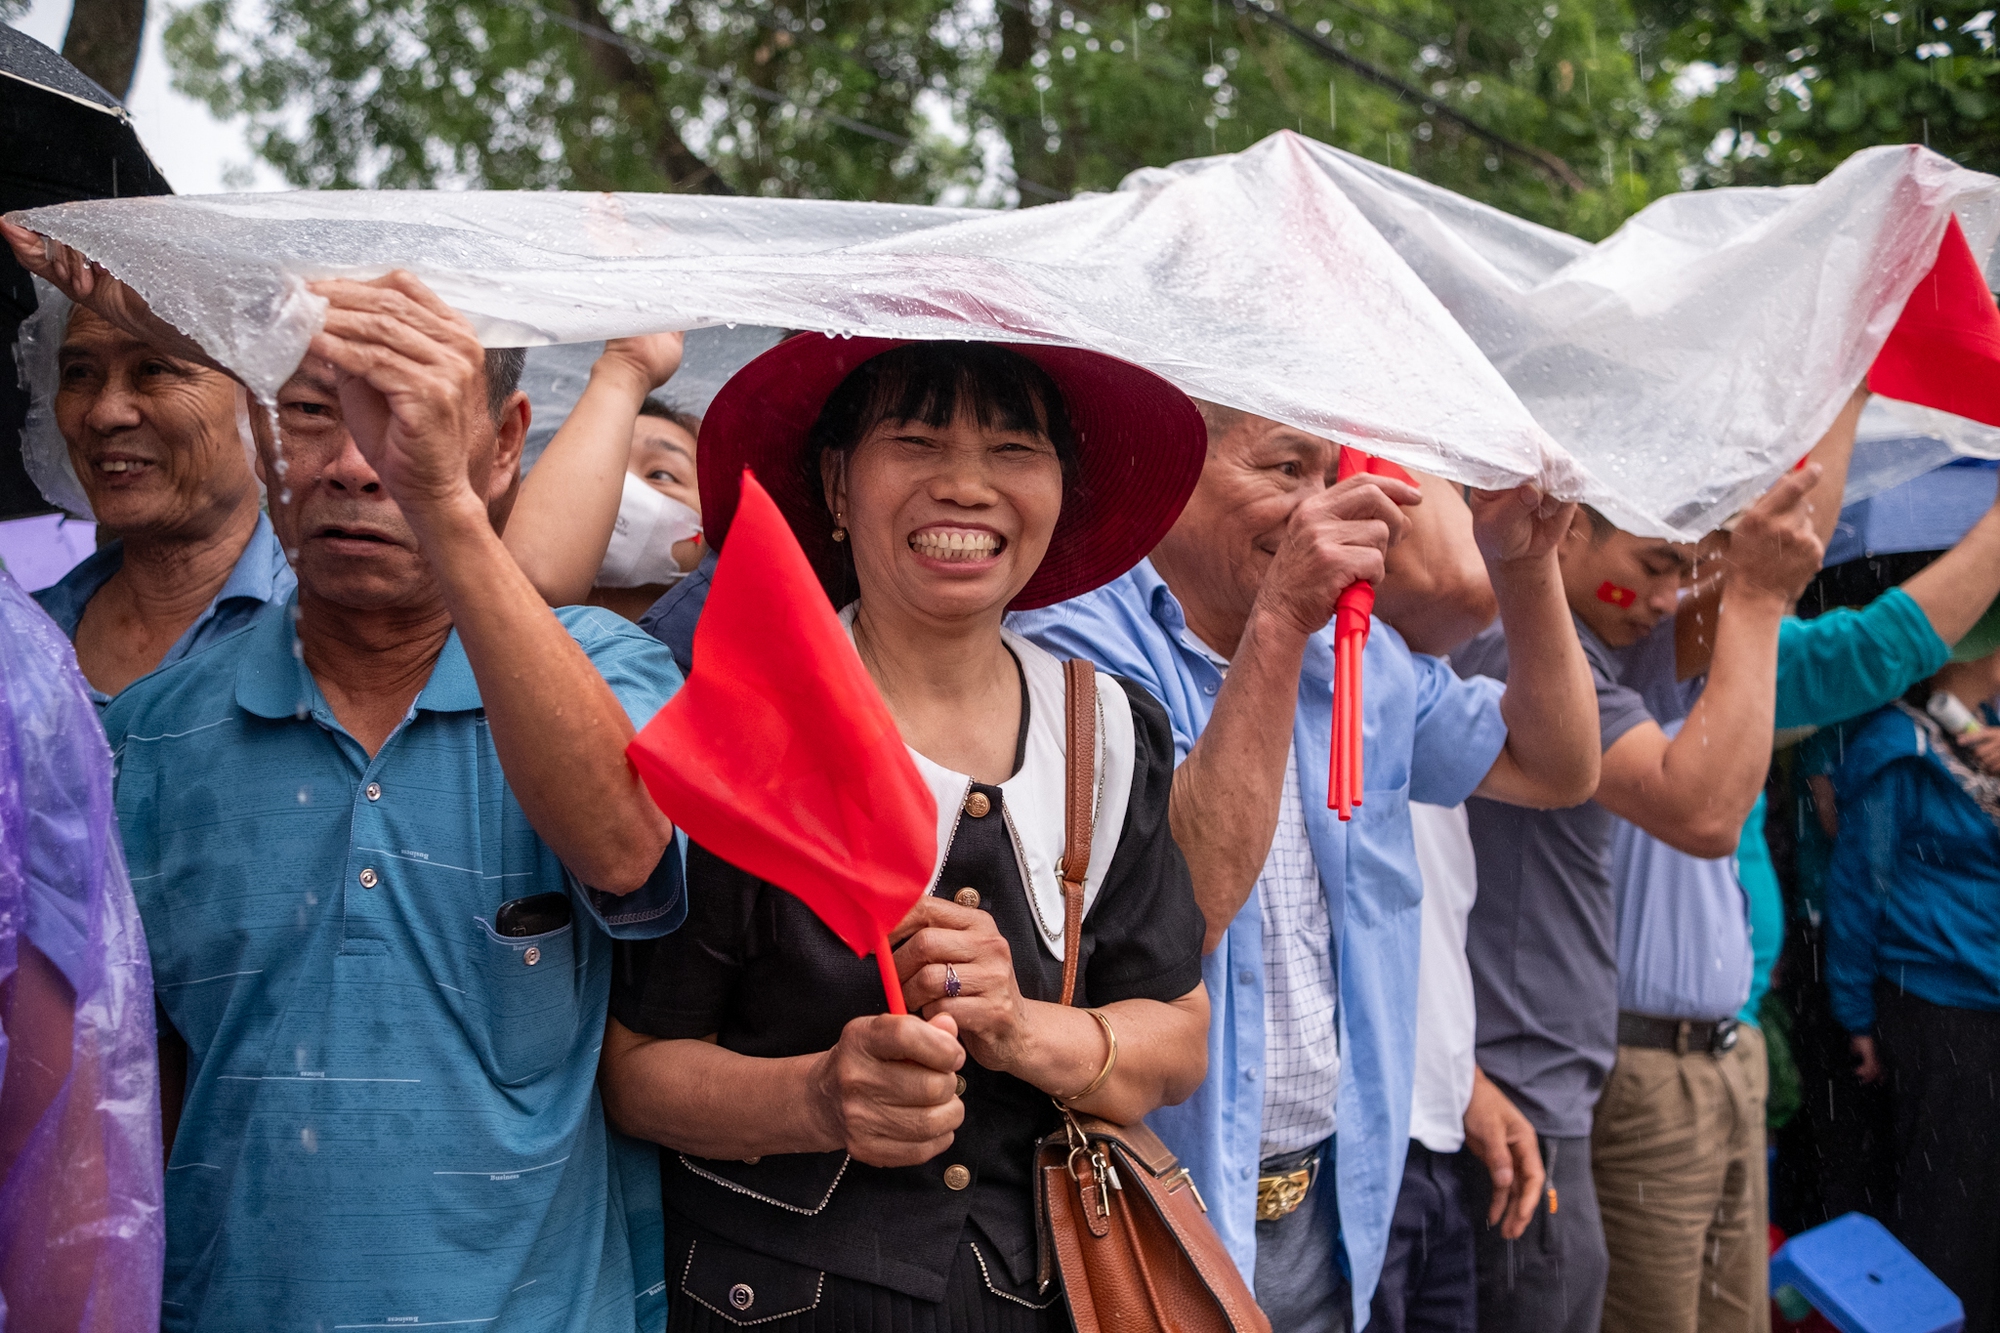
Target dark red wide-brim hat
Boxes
[698,334,1208,612]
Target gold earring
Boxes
[831,516,848,542]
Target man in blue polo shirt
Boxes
[31,303,294,704]
[1013,402,1600,1331]
[58,262,687,1332]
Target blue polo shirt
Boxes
[1011,559,1506,1327]
[33,511,296,705]
[102,596,686,1333]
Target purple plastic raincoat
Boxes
[0,567,162,1331]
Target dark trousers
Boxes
[1462,1132,1607,1333]
[1368,1142,1477,1333]
[1876,987,2000,1333]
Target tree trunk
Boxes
[62,0,146,102]
[996,0,1069,203]
[566,0,733,195]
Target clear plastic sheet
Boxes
[13,279,91,520]
[12,133,1998,534]
[517,324,785,471]
[0,570,163,1332]
[6,132,1575,507]
[1281,140,2000,535]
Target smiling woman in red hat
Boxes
[599,334,1215,1331]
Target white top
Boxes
[1410,801,1479,1153]
[841,608,1135,962]
[1258,746,1340,1157]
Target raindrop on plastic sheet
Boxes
[301,1127,318,1154]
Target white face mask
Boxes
[598,471,703,588]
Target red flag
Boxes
[627,471,938,1013]
[1870,214,2000,426]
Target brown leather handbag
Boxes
[1033,658,1271,1333]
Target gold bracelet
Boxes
[1063,1009,1118,1104]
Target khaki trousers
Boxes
[1592,1025,1769,1333]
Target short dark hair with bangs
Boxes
[804,342,1079,502]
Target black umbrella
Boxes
[0,21,171,520]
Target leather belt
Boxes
[1617,1011,1739,1056]
[1255,1144,1322,1222]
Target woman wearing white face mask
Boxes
[505,332,706,621]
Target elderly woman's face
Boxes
[55,307,255,538]
[832,404,1064,623]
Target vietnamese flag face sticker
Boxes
[1597,581,1638,609]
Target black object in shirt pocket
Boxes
[476,901,580,1086]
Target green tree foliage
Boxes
[157,0,1996,232]
[1633,0,2000,184]
[164,0,982,198]
[984,0,1687,234]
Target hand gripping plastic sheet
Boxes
[1276,139,2000,536]
[6,131,1575,507]
[0,571,163,1331]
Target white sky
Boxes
[17,0,284,194]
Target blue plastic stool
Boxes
[1770,1213,1964,1333]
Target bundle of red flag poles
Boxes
[1330,448,1414,821]
[626,472,938,1015]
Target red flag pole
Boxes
[875,927,907,1016]
[1331,448,1370,820]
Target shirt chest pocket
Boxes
[472,915,582,1086]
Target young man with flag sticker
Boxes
[1450,464,1826,1333]
[1010,404,1601,1332]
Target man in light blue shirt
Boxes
[30,303,296,704]
[74,262,687,1332]
[1013,403,1600,1330]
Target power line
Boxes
[1232,0,1587,189]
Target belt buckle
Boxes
[1709,1018,1739,1055]
[1255,1167,1313,1222]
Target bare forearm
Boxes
[505,366,650,606]
[1666,583,1786,824]
[602,1030,839,1159]
[1169,609,1311,952]
[1375,472,1495,655]
[1480,555,1599,807]
[999,993,1208,1124]
[412,495,672,891]
[1905,504,2000,646]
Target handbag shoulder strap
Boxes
[1059,657,1096,1008]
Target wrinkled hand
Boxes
[895,897,1031,1074]
[1469,483,1574,568]
[1463,1067,1545,1239]
[809,1012,965,1168]
[1253,474,1419,639]
[1725,465,1827,603]
[594,332,685,395]
[307,272,498,519]
[1851,1034,1883,1085]
[1,218,195,355]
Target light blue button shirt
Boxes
[33,511,297,706]
[1012,560,1506,1327]
[102,597,686,1333]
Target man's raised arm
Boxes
[308,273,673,893]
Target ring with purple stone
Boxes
[944,964,962,999]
